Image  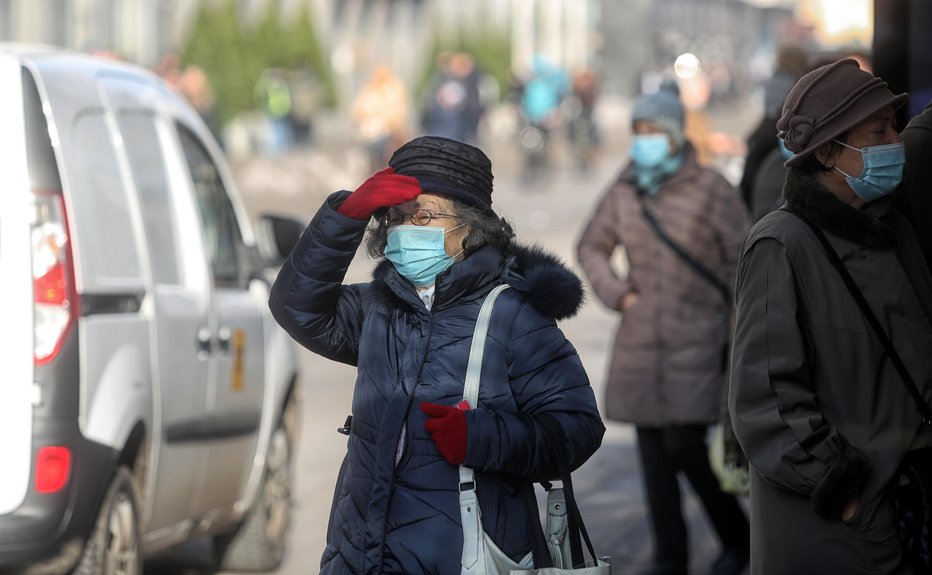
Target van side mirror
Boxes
[255,213,307,268]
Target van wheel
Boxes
[73,466,142,575]
[214,419,292,571]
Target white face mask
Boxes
[385,224,465,287]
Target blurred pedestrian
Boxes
[747,138,793,222]
[566,68,601,172]
[738,44,809,208]
[288,60,322,148]
[518,55,570,179]
[154,51,183,92]
[352,65,410,171]
[729,59,932,574]
[576,82,751,575]
[178,64,218,140]
[254,68,294,155]
[270,135,605,574]
[421,51,484,143]
[899,98,932,270]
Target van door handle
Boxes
[217,326,232,353]
[196,326,212,359]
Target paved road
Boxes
[146,109,753,574]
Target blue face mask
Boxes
[832,139,906,203]
[630,134,671,168]
[385,224,464,287]
[778,137,794,161]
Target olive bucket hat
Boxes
[777,58,908,167]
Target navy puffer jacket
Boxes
[269,191,605,574]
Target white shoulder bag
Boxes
[458,285,611,575]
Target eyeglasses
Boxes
[381,209,458,228]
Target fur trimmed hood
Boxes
[502,243,586,320]
[783,168,895,249]
[372,242,585,320]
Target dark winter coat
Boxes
[269,191,605,575]
[576,145,751,425]
[729,169,932,574]
[899,99,932,270]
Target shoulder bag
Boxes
[458,285,611,575]
[639,200,750,495]
[784,206,932,573]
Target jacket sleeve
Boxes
[464,301,605,481]
[268,191,369,366]
[576,184,630,310]
[709,175,751,294]
[728,237,870,519]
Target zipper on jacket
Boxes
[378,302,435,574]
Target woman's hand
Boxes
[841,493,860,522]
[620,290,639,310]
[337,167,421,220]
[421,402,467,465]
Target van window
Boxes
[70,112,142,286]
[176,125,243,288]
[118,112,180,285]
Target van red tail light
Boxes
[32,192,77,365]
[35,446,72,494]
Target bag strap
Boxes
[459,284,510,488]
[782,206,932,426]
[640,200,731,304]
[537,413,600,568]
[461,284,510,409]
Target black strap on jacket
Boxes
[782,206,932,426]
[523,414,600,569]
[639,201,731,304]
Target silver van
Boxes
[0,45,304,574]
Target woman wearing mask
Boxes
[270,135,605,574]
[729,59,932,573]
[576,82,751,575]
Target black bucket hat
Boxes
[388,136,494,212]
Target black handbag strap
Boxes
[640,201,731,304]
[782,206,932,426]
[528,413,597,568]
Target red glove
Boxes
[421,402,467,465]
[337,167,421,220]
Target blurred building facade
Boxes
[0,0,879,113]
[0,0,598,101]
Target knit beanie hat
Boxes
[777,58,907,167]
[631,80,686,147]
[389,135,494,212]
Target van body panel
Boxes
[0,44,301,572]
[0,55,35,516]
[171,119,267,515]
[79,318,152,450]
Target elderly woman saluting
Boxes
[269,135,604,574]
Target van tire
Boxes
[73,466,142,575]
[214,419,292,571]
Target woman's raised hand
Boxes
[337,167,421,220]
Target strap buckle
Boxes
[337,415,352,436]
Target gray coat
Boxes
[729,169,932,574]
[576,145,751,425]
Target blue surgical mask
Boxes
[778,137,794,161]
[630,134,671,168]
[832,139,905,203]
[385,224,465,287]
